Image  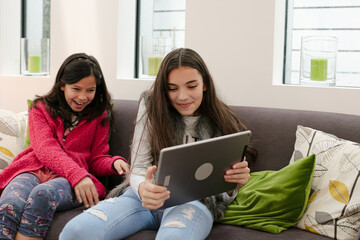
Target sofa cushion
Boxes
[0,109,28,172]
[290,125,360,240]
[219,154,315,234]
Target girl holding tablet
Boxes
[61,48,256,240]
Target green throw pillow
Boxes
[219,154,316,234]
[25,99,33,149]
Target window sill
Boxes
[0,74,50,80]
[274,82,360,90]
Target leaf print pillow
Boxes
[0,109,28,172]
[289,125,360,240]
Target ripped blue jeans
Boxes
[0,173,79,239]
[60,187,213,240]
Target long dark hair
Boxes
[141,48,257,166]
[32,53,113,128]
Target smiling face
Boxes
[167,66,207,116]
[61,75,96,112]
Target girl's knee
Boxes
[60,210,106,240]
[30,184,56,199]
[156,221,195,240]
[27,184,59,210]
[158,203,213,240]
[60,222,84,240]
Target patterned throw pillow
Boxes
[289,125,360,240]
[0,109,28,172]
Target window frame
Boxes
[0,0,50,76]
[283,0,360,88]
[136,0,186,79]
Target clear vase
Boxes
[140,36,171,77]
[300,36,337,87]
[21,38,49,76]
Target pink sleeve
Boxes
[29,104,90,187]
[87,113,127,176]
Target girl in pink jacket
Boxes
[0,53,129,240]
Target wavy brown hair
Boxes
[139,48,256,167]
[32,53,113,128]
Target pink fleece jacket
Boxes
[0,101,125,199]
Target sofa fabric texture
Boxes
[4,99,360,239]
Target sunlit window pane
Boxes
[137,0,185,78]
[21,0,50,76]
[284,0,360,87]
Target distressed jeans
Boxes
[60,187,213,240]
[0,173,79,239]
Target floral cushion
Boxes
[0,109,28,172]
[289,125,360,240]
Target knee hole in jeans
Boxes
[85,209,108,221]
[163,220,186,228]
[162,207,196,228]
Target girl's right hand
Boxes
[74,176,99,208]
[138,166,170,210]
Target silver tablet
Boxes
[155,130,251,208]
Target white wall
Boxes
[0,0,21,75]
[0,0,359,115]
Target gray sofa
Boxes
[45,99,360,239]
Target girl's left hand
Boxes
[224,157,250,193]
[113,159,130,175]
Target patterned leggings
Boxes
[0,173,80,239]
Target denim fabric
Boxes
[0,173,79,239]
[60,188,213,240]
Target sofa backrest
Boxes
[230,106,360,172]
[109,99,138,159]
[109,99,360,175]
[107,99,138,188]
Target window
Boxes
[284,0,360,88]
[22,0,50,39]
[136,0,186,78]
[0,0,50,75]
[21,0,50,75]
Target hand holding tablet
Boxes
[155,130,251,208]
